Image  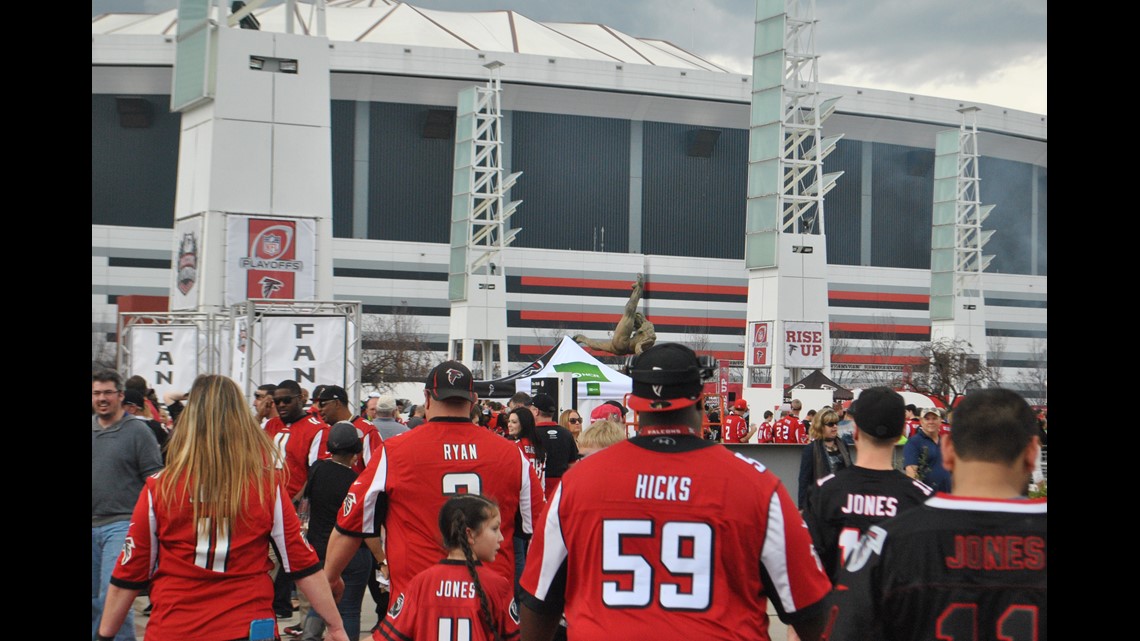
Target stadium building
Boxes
[91,1,1047,399]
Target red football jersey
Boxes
[110,473,320,641]
[722,414,749,443]
[336,416,546,599]
[757,420,775,444]
[772,416,806,444]
[375,560,519,641]
[519,436,832,641]
[514,437,546,491]
[904,418,920,439]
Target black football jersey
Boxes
[830,495,1047,641]
[803,467,933,580]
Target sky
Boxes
[92,0,1047,115]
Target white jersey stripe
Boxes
[518,448,534,536]
[360,447,388,535]
[532,485,568,601]
[270,485,291,572]
[146,488,159,577]
[760,490,798,613]
[925,496,1047,513]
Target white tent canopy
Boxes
[478,336,631,417]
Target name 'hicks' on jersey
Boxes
[634,474,692,501]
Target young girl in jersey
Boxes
[376,494,517,641]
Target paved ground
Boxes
[129,591,792,640]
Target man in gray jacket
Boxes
[92,369,164,641]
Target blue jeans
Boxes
[92,520,136,641]
[303,546,371,641]
[513,534,528,598]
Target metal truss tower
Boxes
[447,61,522,379]
[930,106,993,360]
[742,0,843,412]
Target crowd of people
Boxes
[93,347,1045,641]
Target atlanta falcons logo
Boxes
[259,276,285,298]
[446,368,464,384]
[342,492,357,518]
[652,384,663,397]
[120,536,136,565]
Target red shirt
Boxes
[772,415,806,444]
[722,414,749,443]
[515,437,546,491]
[756,421,775,444]
[520,436,832,640]
[266,414,330,500]
[376,560,518,641]
[904,418,920,439]
[336,416,546,599]
[111,474,319,641]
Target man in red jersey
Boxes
[773,402,807,444]
[519,343,832,641]
[316,384,381,474]
[323,359,545,609]
[722,398,757,444]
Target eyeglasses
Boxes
[824,421,839,427]
[273,396,295,405]
[568,418,582,424]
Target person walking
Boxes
[96,374,349,641]
[93,369,165,641]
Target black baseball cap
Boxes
[327,421,363,454]
[123,389,146,409]
[531,393,558,415]
[316,385,348,405]
[849,387,905,439]
[424,360,477,403]
[627,343,705,413]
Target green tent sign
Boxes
[586,382,601,396]
[552,362,610,382]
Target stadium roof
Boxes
[90,0,731,73]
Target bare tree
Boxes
[1017,338,1048,406]
[684,328,713,357]
[92,332,116,370]
[360,309,434,393]
[904,338,997,407]
[986,334,1009,387]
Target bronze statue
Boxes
[574,273,657,355]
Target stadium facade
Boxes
[91,1,1047,399]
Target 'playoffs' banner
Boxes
[128,325,200,398]
[749,321,772,366]
[784,321,825,369]
[259,316,347,389]
[225,216,317,306]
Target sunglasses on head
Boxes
[273,396,295,405]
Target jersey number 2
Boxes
[601,519,712,610]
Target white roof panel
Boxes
[356,4,474,49]
[412,7,516,52]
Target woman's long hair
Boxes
[508,407,546,461]
[809,408,840,441]
[159,374,281,526]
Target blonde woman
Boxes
[559,408,584,440]
[796,407,852,510]
[97,374,350,641]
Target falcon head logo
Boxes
[259,276,285,298]
[652,384,663,397]
[509,598,520,624]
[120,536,136,565]
[446,368,464,385]
[341,492,357,518]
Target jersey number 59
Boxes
[601,519,713,610]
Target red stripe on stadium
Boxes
[519,310,745,328]
[828,291,929,304]
[518,276,747,296]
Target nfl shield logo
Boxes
[261,233,281,256]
